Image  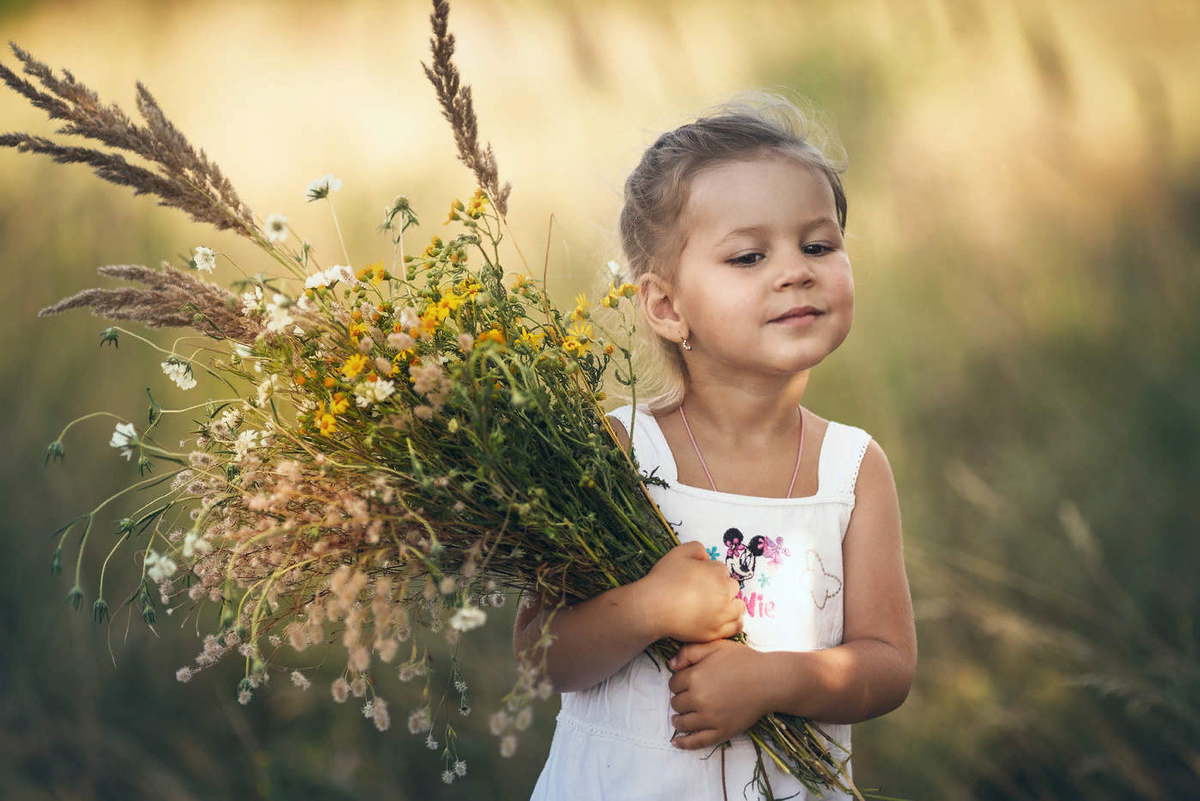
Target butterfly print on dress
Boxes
[799,550,842,609]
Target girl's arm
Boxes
[513,414,744,694]
[513,542,744,693]
[667,439,916,749]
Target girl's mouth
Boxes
[769,306,822,326]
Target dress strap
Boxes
[816,421,873,498]
[606,404,678,484]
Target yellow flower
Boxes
[517,326,545,350]
[562,321,594,357]
[318,413,337,437]
[348,322,369,340]
[571,293,589,322]
[439,288,464,314]
[567,320,594,342]
[476,328,506,348]
[456,279,481,301]
[604,281,639,308]
[446,198,465,224]
[367,261,387,286]
[330,392,350,415]
[342,353,369,379]
[466,189,488,218]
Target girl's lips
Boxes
[770,306,822,326]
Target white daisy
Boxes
[305,173,343,201]
[264,213,289,243]
[355,378,396,408]
[241,286,264,316]
[264,294,294,334]
[256,374,282,406]
[109,422,138,460]
[234,429,260,462]
[193,246,216,273]
[161,359,197,390]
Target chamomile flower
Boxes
[161,358,197,390]
[305,173,342,201]
[355,378,396,408]
[193,246,216,273]
[305,264,354,289]
[241,286,264,316]
[264,213,289,243]
[109,422,138,460]
[264,294,294,333]
[234,429,260,462]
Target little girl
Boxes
[516,96,916,800]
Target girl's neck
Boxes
[674,371,810,442]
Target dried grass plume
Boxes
[39,264,263,341]
[0,43,258,238]
[422,0,512,216]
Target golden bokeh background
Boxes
[2,0,1197,798]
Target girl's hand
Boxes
[641,541,744,643]
[667,639,771,750]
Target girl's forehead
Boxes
[682,156,836,235]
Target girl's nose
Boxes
[774,249,817,290]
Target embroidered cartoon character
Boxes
[723,528,767,588]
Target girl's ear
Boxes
[639,272,688,344]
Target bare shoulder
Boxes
[606,414,631,452]
[855,437,897,499]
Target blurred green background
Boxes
[2,0,1197,798]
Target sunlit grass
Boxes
[2,0,1198,798]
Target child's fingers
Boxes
[670,727,724,751]
[668,640,719,672]
[670,710,705,732]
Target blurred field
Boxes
[1,0,1197,798]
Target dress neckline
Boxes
[628,406,842,505]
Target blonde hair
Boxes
[617,93,847,412]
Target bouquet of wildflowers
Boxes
[2,2,863,797]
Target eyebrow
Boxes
[713,216,841,246]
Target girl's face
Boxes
[659,154,854,382]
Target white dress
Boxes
[530,404,872,801]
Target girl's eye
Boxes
[728,252,763,267]
[802,243,832,256]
